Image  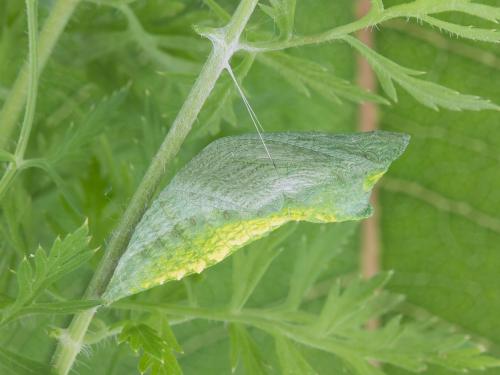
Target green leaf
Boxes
[1,221,95,324]
[285,222,356,309]
[351,317,500,372]
[49,86,129,168]
[93,0,138,4]
[422,15,500,43]
[274,336,317,375]
[347,359,386,375]
[377,10,500,375]
[257,52,390,105]
[430,347,500,371]
[15,257,34,304]
[452,0,500,23]
[202,0,231,22]
[267,274,500,374]
[228,323,268,374]
[104,131,409,302]
[42,222,95,281]
[0,150,15,163]
[260,0,296,40]
[118,4,199,75]
[396,0,500,23]
[230,224,294,310]
[0,347,52,375]
[313,272,399,335]
[344,35,500,111]
[371,0,384,13]
[119,322,182,375]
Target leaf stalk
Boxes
[0,0,39,200]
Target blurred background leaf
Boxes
[377,1,500,374]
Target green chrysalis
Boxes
[104,131,409,302]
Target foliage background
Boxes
[0,0,499,374]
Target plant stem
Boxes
[242,11,382,52]
[16,1,38,158]
[0,0,39,201]
[112,301,356,361]
[0,0,80,150]
[240,1,479,53]
[51,1,259,374]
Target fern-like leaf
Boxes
[0,347,52,375]
[0,221,96,324]
[344,35,500,111]
[276,273,500,374]
[260,0,297,40]
[274,336,318,375]
[258,52,389,105]
[422,15,500,43]
[119,322,182,375]
[229,323,268,374]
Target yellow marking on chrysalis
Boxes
[193,260,206,273]
[138,207,337,291]
[208,248,230,262]
[173,270,186,280]
[363,171,386,191]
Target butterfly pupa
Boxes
[103,131,409,302]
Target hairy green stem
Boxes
[51,1,259,374]
[0,0,80,150]
[241,6,382,52]
[0,0,39,201]
[241,0,483,52]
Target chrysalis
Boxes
[104,131,409,302]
